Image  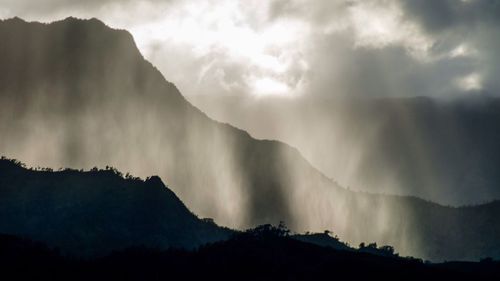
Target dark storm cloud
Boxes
[393,0,500,94]
[399,0,459,32]
[306,31,477,97]
[264,0,500,96]
[400,0,500,32]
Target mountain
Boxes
[0,17,500,261]
[0,158,231,256]
[0,16,304,228]
[292,232,353,252]
[0,158,395,259]
[191,95,500,206]
[1,229,500,281]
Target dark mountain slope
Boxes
[0,18,499,261]
[1,230,500,281]
[191,95,500,205]
[0,158,231,256]
[292,232,353,252]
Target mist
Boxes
[1,17,499,263]
[190,94,500,206]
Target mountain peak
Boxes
[0,16,139,55]
[0,15,171,101]
[1,16,112,29]
[0,16,25,23]
[146,175,165,187]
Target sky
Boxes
[1,0,499,98]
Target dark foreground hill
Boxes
[1,18,500,261]
[1,157,500,262]
[0,158,231,256]
[1,229,499,281]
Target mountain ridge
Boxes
[0,17,499,261]
[1,228,500,280]
[0,157,233,256]
[191,93,500,206]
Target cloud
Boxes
[1,0,500,97]
[399,0,500,33]
[0,0,121,18]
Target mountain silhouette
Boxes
[0,158,231,256]
[0,17,499,261]
[1,228,500,280]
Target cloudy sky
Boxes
[1,0,499,98]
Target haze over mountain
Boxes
[191,94,500,206]
[1,17,500,261]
